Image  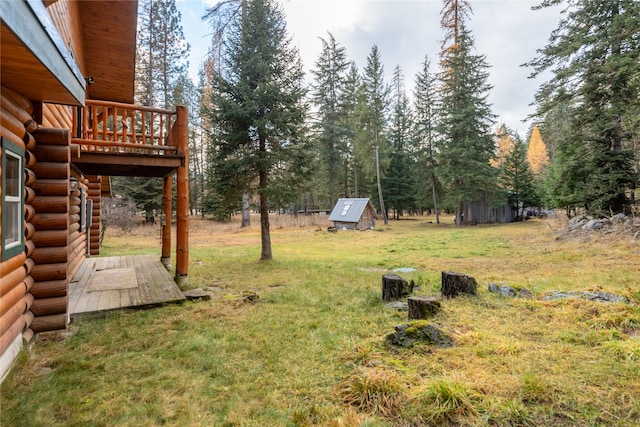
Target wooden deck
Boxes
[69,255,185,318]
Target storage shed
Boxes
[329,198,377,230]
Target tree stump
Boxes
[382,274,414,301]
[441,271,477,298]
[407,296,441,320]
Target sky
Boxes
[176,0,563,137]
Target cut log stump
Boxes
[441,271,477,298]
[382,274,414,301]
[408,296,441,320]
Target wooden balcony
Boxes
[70,100,186,177]
[69,99,190,286]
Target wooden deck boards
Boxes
[69,255,185,318]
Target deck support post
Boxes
[174,105,189,288]
[161,175,172,269]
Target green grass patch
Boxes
[2,215,640,426]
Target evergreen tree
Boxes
[437,0,496,225]
[136,0,190,108]
[173,72,205,216]
[310,32,350,208]
[357,45,390,224]
[383,66,417,219]
[114,0,190,221]
[498,128,540,219]
[413,55,440,222]
[340,62,364,197]
[202,0,253,226]
[207,0,309,260]
[527,0,640,215]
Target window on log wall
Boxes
[1,137,25,260]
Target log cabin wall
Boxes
[0,86,37,378]
[42,104,74,130]
[86,176,102,256]
[68,169,87,278]
[30,127,75,333]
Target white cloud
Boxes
[177,0,563,132]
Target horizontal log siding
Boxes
[68,170,87,278]
[0,87,37,371]
[30,126,76,333]
[86,177,102,255]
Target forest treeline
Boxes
[112,0,640,252]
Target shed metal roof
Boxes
[328,198,374,223]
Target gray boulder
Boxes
[568,215,591,231]
[543,291,628,304]
[582,219,605,231]
[488,283,533,298]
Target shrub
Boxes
[409,379,481,425]
[337,368,405,418]
[602,340,640,361]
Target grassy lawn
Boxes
[2,214,639,426]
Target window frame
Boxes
[1,137,25,261]
[80,187,87,232]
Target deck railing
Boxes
[72,100,179,155]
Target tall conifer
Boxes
[498,128,540,219]
[114,0,190,221]
[527,0,640,215]
[437,0,496,225]
[358,45,390,224]
[207,0,309,260]
[383,66,416,219]
[311,33,350,208]
[413,55,440,222]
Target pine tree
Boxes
[113,0,190,221]
[498,128,540,219]
[437,0,497,225]
[202,0,254,226]
[526,124,549,177]
[357,45,390,224]
[413,55,440,222]
[136,0,190,108]
[383,66,417,219]
[173,72,204,216]
[208,0,309,260]
[527,0,640,215]
[341,62,364,197]
[310,32,350,208]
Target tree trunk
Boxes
[441,271,477,298]
[408,296,441,320]
[382,273,413,301]
[259,171,272,260]
[455,201,464,226]
[375,144,388,225]
[431,172,440,224]
[354,162,359,197]
[241,192,250,228]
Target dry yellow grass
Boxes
[2,213,639,426]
